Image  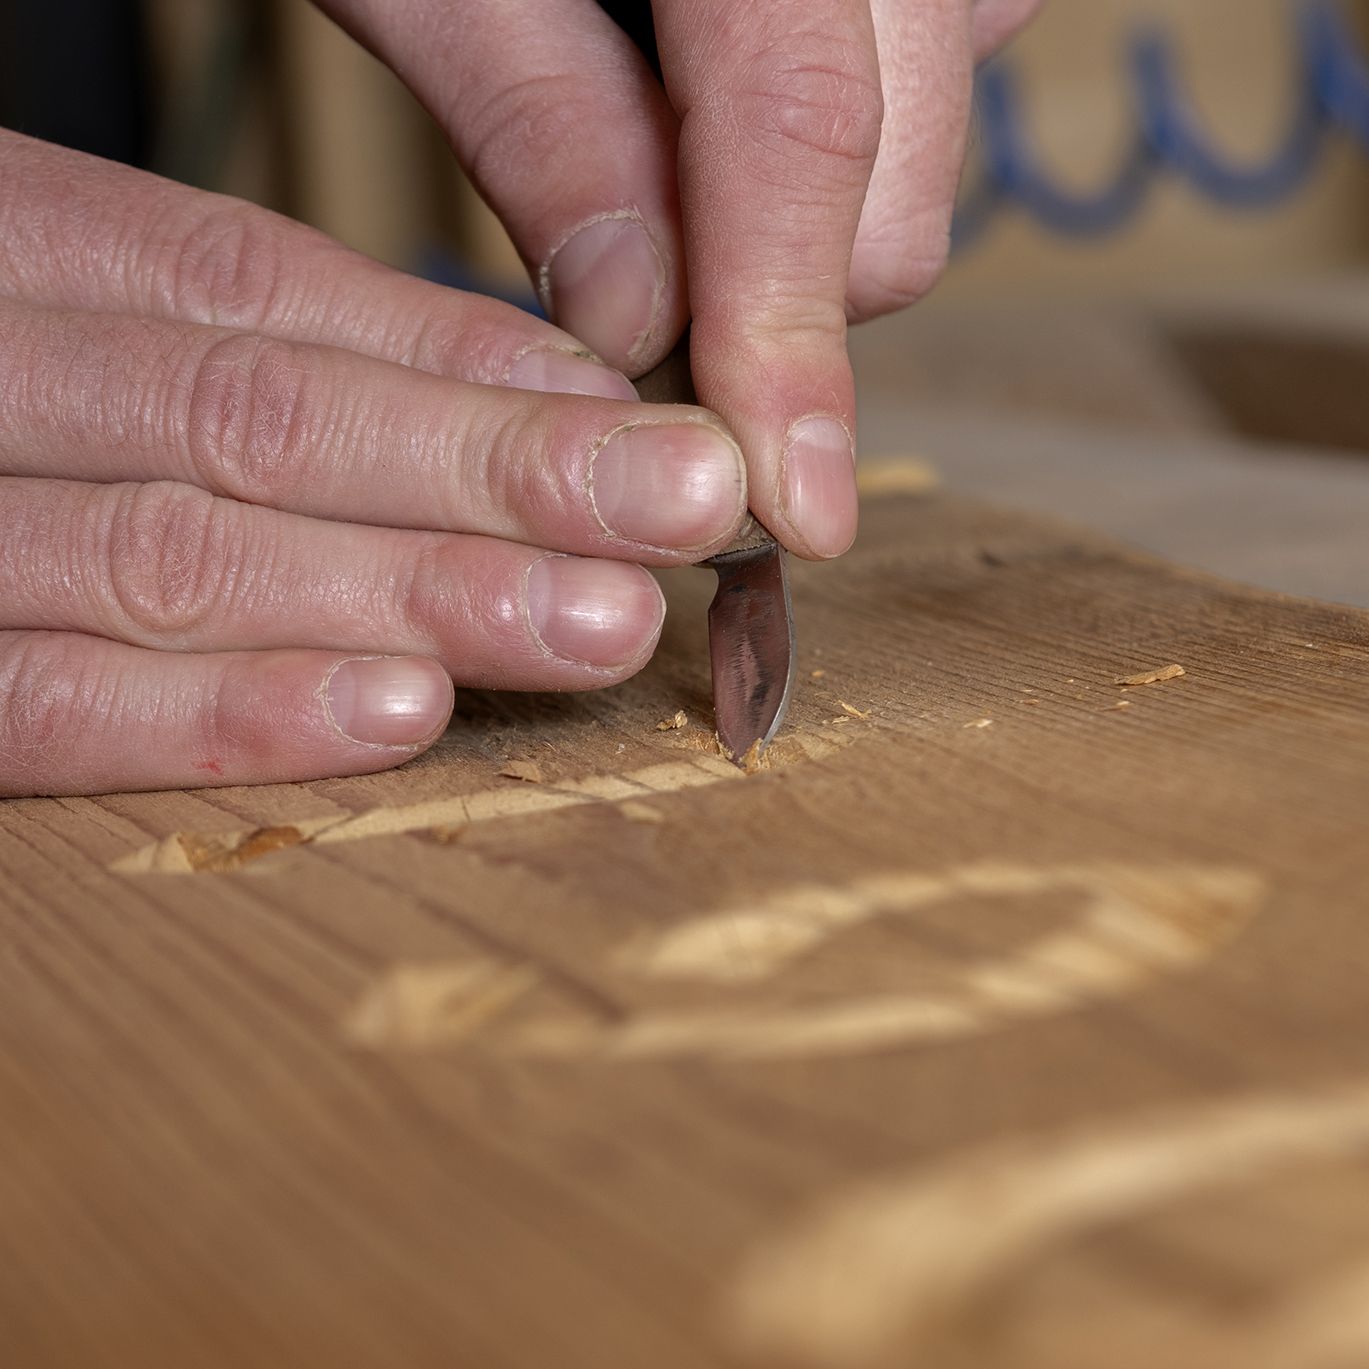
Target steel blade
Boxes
[708,543,796,763]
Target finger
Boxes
[314,0,688,375]
[972,0,1042,57]
[0,631,453,797]
[846,0,976,323]
[2,479,667,688]
[652,0,883,560]
[0,128,637,401]
[0,299,746,561]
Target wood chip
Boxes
[498,760,545,784]
[810,669,827,680]
[963,718,994,730]
[1116,664,1186,688]
[179,825,308,873]
[838,701,871,720]
[656,710,688,731]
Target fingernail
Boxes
[780,416,859,558]
[505,347,638,402]
[591,423,745,550]
[323,656,452,747]
[542,215,663,372]
[526,556,665,668]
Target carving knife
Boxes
[636,337,797,764]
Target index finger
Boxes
[653,0,882,559]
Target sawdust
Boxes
[498,760,545,783]
[656,711,688,731]
[677,732,728,757]
[620,801,666,825]
[811,669,827,680]
[179,825,308,873]
[739,739,767,775]
[1117,664,1186,687]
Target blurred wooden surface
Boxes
[851,275,1369,606]
[4,479,1369,1367]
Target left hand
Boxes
[316,0,1041,560]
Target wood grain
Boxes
[3,487,1369,1368]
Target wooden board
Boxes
[3,485,1369,1369]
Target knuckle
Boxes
[204,653,282,770]
[0,633,87,794]
[406,297,535,385]
[185,333,317,503]
[400,538,520,679]
[851,215,955,317]
[460,72,591,197]
[734,43,884,168]
[478,407,562,532]
[162,203,289,329]
[104,482,235,643]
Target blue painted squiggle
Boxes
[954,0,1369,245]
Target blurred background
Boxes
[6,0,1369,603]
[7,0,1369,299]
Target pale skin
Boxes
[0,0,1038,797]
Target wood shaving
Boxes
[810,669,827,679]
[656,710,688,731]
[620,801,665,825]
[825,716,852,725]
[1116,664,1186,687]
[498,760,545,784]
[739,739,767,775]
[963,718,994,729]
[838,701,871,720]
[1103,700,1133,713]
[180,824,307,873]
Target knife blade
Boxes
[635,335,797,764]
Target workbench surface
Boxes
[4,470,1369,1367]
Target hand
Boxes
[320,0,1040,559]
[0,131,748,796]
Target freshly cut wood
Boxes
[3,488,1369,1369]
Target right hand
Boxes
[0,131,748,797]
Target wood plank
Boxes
[3,486,1369,1369]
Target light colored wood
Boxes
[4,485,1369,1368]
